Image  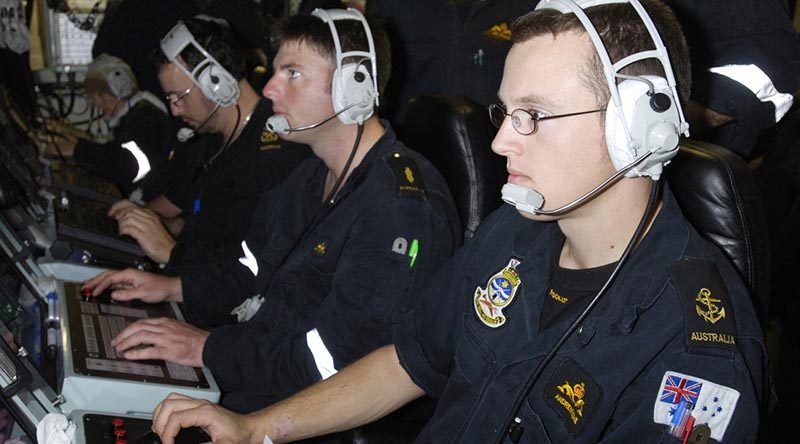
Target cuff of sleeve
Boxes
[202,326,243,393]
[73,141,101,165]
[178,271,234,328]
[167,240,188,267]
[392,314,448,398]
[202,329,224,385]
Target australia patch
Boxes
[653,371,740,442]
[386,153,426,199]
[669,259,738,352]
[473,258,521,328]
[545,358,602,437]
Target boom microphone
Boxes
[502,150,654,216]
[176,101,222,142]
[266,101,361,134]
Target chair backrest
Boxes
[667,139,771,326]
[403,95,505,239]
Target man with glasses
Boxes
[488,103,606,135]
[108,17,309,265]
[148,1,770,442]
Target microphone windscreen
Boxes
[501,183,545,215]
[176,127,194,143]
[266,115,290,134]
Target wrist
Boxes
[164,239,177,263]
[169,276,183,302]
[243,413,269,444]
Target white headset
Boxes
[88,53,136,99]
[160,21,240,107]
[311,8,379,125]
[536,0,690,180]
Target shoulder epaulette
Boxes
[669,258,738,353]
[386,152,427,199]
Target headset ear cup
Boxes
[605,79,649,172]
[107,68,133,99]
[332,63,376,124]
[196,63,240,106]
[606,76,681,179]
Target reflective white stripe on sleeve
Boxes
[306,328,338,380]
[238,240,259,276]
[709,64,794,122]
[121,140,152,182]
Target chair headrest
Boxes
[667,139,770,325]
[404,95,505,238]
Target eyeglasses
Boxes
[488,103,606,135]
[165,85,196,107]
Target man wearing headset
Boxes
[44,54,172,194]
[108,17,310,265]
[86,9,461,422]
[148,1,770,443]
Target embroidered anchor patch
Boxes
[695,287,725,324]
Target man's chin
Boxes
[515,208,557,222]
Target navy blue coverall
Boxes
[175,123,461,412]
[395,189,770,443]
[165,98,311,267]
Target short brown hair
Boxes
[270,13,391,96]
[511,0,691,107]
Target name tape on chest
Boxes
[260,128,281,150]
[483,22,512,41]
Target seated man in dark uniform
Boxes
[86,9,461,416]
[148,1,772,442]
[44,53,172,194]
[107,17,310,265]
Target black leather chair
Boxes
[403,95,506,239]
[667,139,771,327]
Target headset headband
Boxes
[534,0,688,137]
[160,21,236,102]
[311,8,380,108]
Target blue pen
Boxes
[193,198,201,215]
[669,398,692,437]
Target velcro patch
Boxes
[545,358,602,437]
[483,22,512,41]
[260,128,281,150]
[653,371,740,442]
[386,153,426,199]
[669,259,738,352]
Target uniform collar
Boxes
[500,186,691,365]
[506,186,690,339]
[333,120,398,194]
[599,186,690,335]
[307,120,398,205]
